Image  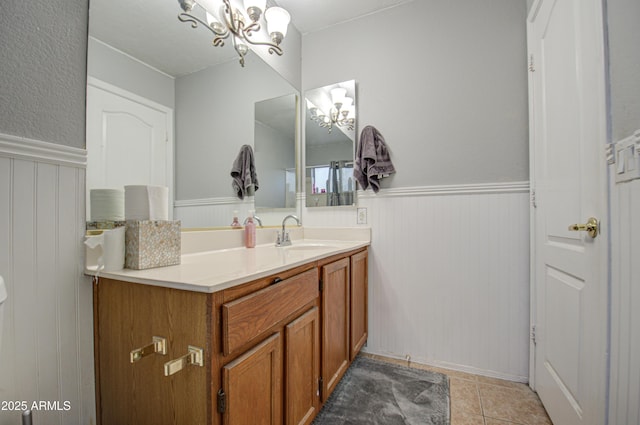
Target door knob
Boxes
[568,217,599,238]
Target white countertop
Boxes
[86,227,370,293]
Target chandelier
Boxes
[307,87,355,133]
[177,0,291,67]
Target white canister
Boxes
[84,227,126,272]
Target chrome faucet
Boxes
[276,214,300,247]
[243,215,263,227]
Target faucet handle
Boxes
[284,231,290,242]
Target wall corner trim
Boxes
[357,181,530,199]
[0,133,87,168]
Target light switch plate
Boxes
[357,208,367,224]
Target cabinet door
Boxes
[96,279,208,425]
[321,258,350,400]
[350,250,368,360]
[222,333,283,425]
[285,307,320,425]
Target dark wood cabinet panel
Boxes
[222,333,283,425]
[285,307,320,425]
[350,250,368,360]
[321,257,350,400]
[95,279,209,425]
[222,268,318,356]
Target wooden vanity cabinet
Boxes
[219,267,320,425]
[320,248,369,400]
[94,247,367,425]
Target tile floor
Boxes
[362,353,552,425]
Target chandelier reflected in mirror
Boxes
[177,0,291,67]
[307,87,356,133]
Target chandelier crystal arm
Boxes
[178,12,230,46]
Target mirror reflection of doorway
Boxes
[85,79,174,221]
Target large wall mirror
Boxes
[304,80,357,207]
[86,0,300,228]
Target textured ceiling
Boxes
[88,0,414,77]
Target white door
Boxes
[528,0,608,424]
[86,79,174,219]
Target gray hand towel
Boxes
[354,125,396,193]
[231,144,259,199]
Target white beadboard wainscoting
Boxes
[0,135,94,425]
[307,182,531,381]
[609,174,640,424]
[174,195,304,229]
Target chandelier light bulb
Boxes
[233,35,249,55]
[342,97,353,112]
[205,11,227,33]
[179,0,197,12]
[330,88,347,108]
[244,0,266,20]
[265,7,291,44]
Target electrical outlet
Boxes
[357,207,367,224]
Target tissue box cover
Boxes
[125,220,181,269]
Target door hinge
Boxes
[528,54,535,72]
[319,278,323,292]
[531,189,537,208]
[217,389,226,414]
[531,325,537,345]
[318,377,323,400]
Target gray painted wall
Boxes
[254,121,295,208]
[254,19,302,91]
[87,37,175,109]
[607,0,640,141]
[0,0,88,148]
[175,55,298,200]
[302,0,529,188]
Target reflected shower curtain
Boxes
[327,161,354,206]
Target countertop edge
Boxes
[86,240,369,293]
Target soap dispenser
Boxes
[230,210,241,228]
[244,211,256,248]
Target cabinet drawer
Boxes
[222,268,319,355]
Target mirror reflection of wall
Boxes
[254,94,298,210]
[304,80,357,207]
[86,0,301,228]
[174,55,298,228]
